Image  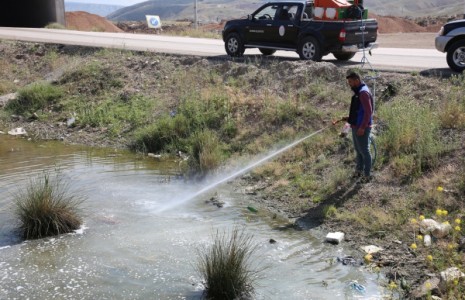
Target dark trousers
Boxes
[351,127,372,176]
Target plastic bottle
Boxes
[424,234,432,247]
[340,122,351,137]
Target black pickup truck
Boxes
[222,1,378,61]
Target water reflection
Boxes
[0,135,384,299]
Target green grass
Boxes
[378,96,444,178]
[196,227,262,300]
[5,81,63,115]
[13,173,83,240]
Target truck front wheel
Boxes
[332,52,356,61]
[446,40,465,72]
[298,36,322,61]
[225,33,245,57]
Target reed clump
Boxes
[196,227,262,300]
[13,173,83,240]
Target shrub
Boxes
[13,173,83,240]
[196,227,262,300]
[6,81,63,114]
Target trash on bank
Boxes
[8,127,27,136]
[247,206,258,213]
[347,281,366,294]
[361,245,383,254]
[325,232,344,244]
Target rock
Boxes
[269,238,277,244]
[411,277,440,299]
[420,218,439,234]
[440,267,465,282]
[432,222,452,239]
[420,219,451,238]
[361,245,383,254]
[8,127,27,136]
[0,93,17,107]
[148,153,161,159]
[325,232,344,244]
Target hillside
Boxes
[107,0,464,22]
[65,2,124,17]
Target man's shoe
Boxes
[360,175,373,183]
[352,171,362,178]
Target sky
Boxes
[65,0,148,6]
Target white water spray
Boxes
[157,126,329,212]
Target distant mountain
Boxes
[365,0,464,17]
[66,2,124,17]
[107,0,464,22]
[107,0,262,22]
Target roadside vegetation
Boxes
[12,172,83,240]
[0,40,464,297]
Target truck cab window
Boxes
[254,5,278,20]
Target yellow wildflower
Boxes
[425,281,432,290]
[448,243,456,250]
[410,218,418,224]
[436,209,442,216]
[426,255,433,262]
[453,279,459,286]
[442,210,448,216]
[417,235,423,241]
[419,215,425,221]
[455,218,461,225]
[455,226,461,232]
[388,281,397,289]
[410,243,417,250]
[443,221,450,225]
[436,186,444,192]
[364,254,373,262]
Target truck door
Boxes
[273,3,302,47]
[245,4,279,44]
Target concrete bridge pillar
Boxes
[0,0,65,28]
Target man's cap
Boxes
[346,72,361,80]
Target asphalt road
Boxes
[0,27,452,74]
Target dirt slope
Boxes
[65,11,123,33]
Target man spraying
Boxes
[343,71,374,183]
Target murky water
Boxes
[0,135,384,299]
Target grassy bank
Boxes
[0,40,464,297]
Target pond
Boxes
[0,135,384,299]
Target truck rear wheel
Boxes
[446,40,465,72]
[225,33,245,57]
[298,36,322,61]
[332,52,356,61]
[259,48,276,56]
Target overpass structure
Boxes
[0,0,65,28]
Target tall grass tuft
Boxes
[196,227,262,300]
[6,81,63,115]
[189,129,224,174]
[13,173,83,240]
[378,96,443,177]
